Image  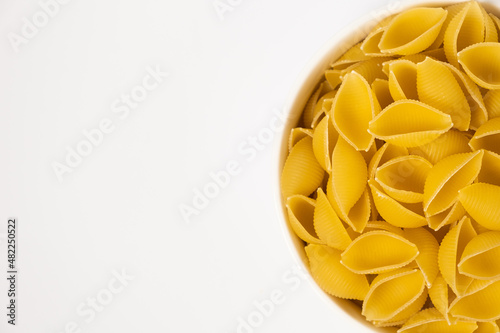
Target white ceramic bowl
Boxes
[274,0,500,331]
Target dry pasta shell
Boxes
[330,42,370,70]
[371,79,393,110]
[438,216,477,296]
[371,289,428,327]
[340,57,391,85]
[444,1,485,68]
[324,70,341,89]
[428,274,454,324]
[398,307,478,333]
[302,82,323,128]
[423,150,484,216]
[286,195,323,244]
[364,220,404,236]
[313,188,351,251]
[361,27,386,57]
[312,90,337,129]
[288,127,312,152]
[388,60,418,101]
[459,183,500,231]
[281,136,324,199]
[410,129,471,165]
[482,5,498,43]
[427,200,466,231]
[305,244,369,300]
[469,117,500,155]
[475,322,500,333]
[341,230,419,274]
[429,2,469,49]
[312,115,338,172]
[417,57,471,131]
[368,142,408,179]
[458,42,500,90]
[458,231,500,280]
[369,179,427,228]
[331,72,375,151]
[379,7,448,55]
[484,89,500,120]
[478,150,500,186]
[368,100,453,148]
[362,268,426,322]
[449,279,500,321]
[375,155,432,203]
[404,227,439,287]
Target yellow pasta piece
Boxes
[281,136,324,199]
[361,27,386,56]
[324,70,341,89]
[398,307,477,333]
[404,228,439,287]
[379,7,448,55]
[459,183,500,231]
[423,150,484,216]
[475,321,500,333]
[482,5,499,43]
[458,42,500,89]
[417,57,471,131]
[364,221,404,236]
[469,118,500,155]
[410,129,471,164]
[444,1,485,68]
[438,216,477,296]
[288,127,312,152]
[362,268,426,322]
[375,155,432,203]
[306,244,370,300]
[341,230,418,274]
[388,60,418,101]
[428,274,454,324]
[491,12,500,35]
[313,188,351,250]
[369,100,453,148]
[360,141,377,165]
[369,179,427,228]
[478,150,500,186]
[368,142,409,179]
[331,42,371,70]
[286,195,323,244]
[371,79,393,110]
[311,90,337,129]
[484,89,500,120]
[458,231,500,280]
[371,290,428,327]
[331,72,375,151]
[301,83,324,128]
[429,2,469,49]
[449,278,500,321]
[427,201,466,231]
[312,115,338,172]
[340,57,391,85]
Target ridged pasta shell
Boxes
[369,179,427,228]
[423,150,484,216]
[444,1,485,68]
[375,155,432,203]
[364,221,404,236]
[429,2,469,49]
[362,268,426,322]
[341,230,419,274]
[313,188,351,250]
[361,27,386,57]
[371,79,393,110]
[311,90,337,129]
[482,5,498,43]
[281,136,324,198]
[459,183,500,230]
[288,127,312,152]
[404,227,439,287]
[371,290,428,327]
[331,72,375,151]
[427,200,466,231]
[469,118,500,155]
[305,244,370,300]
[428,274,454,324]
[379,7,448,55]
[368,100,453,148]
[410,129,471,165]
[438,216,477,296]
[417,57,471,131]
[484,89,500,120]
[324,70,341,89]
[458,43,500,90]
[476,322,500,333]
[458,231,500,280]
[331,42,370,70]
[398,307,478,333]
[449,278,500,321]
[478,150,500,186]
[388,60,418,101]
[368,142,409,179]
[340,57,392,85]
[312,115,338,172]
[286,195,323,244]
[302,83,323,128]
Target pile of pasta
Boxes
[281,1,500,332]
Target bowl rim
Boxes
[271,0,492,331]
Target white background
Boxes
[0,0,403,332]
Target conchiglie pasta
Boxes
[312,115,338,172]
[388,60,418,101]
[286,195,323,244]
[427,200,466,231]
[458,42,500,90]
[398,307,477,333]
[458,231,500,280]
[410,129,471,165]
[368,100,453,147]
[469,117,500,155]
[449,279,500,321]
[478,150,500,186]
[341,230,419,274]
[306,244,370,300]
[459,183,500,231]
[404,227,439,287]
[368,142,409,179]
[428,274,454,323]
[484,89,500,120]
[288,127,312,152]
[371,79,394,110]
